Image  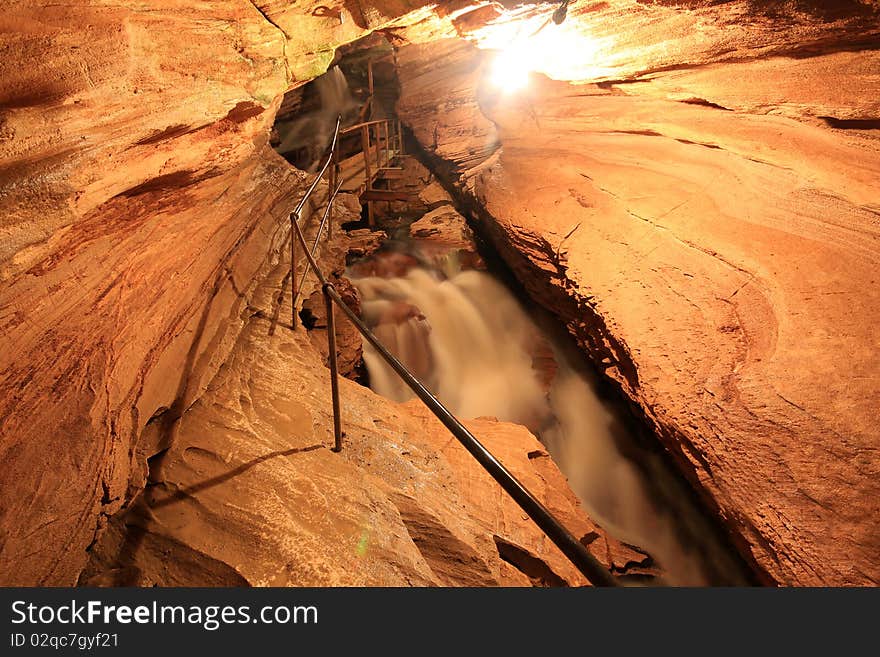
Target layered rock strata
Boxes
[0,0,489,586]
[1,0,652,587]
[395,8,880,586]
[3,0,878,588]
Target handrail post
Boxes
[290,200,343,453]
[329,156,336,201]
[327,169,334,242]
[378,121,384,167]
[361,123,374,227]
[327,173,334,242]
[361,124,372,186]
[367,60,374,109]
[290,211,299,330]
[375,123,382,170]
[323,282,343,452]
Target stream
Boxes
[347,232,751,586]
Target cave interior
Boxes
[0,0,878,588]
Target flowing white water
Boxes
[357,269,549,429]
[353,260,709,585]
[276,66,360,171]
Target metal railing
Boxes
[286,115,616,587]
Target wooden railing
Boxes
[330,118,404,203]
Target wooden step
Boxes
[361,189,419,202]
[376,167,405,179]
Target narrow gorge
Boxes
[1,1,878,588]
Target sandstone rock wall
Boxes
[394,3,880,585]
[0,3,297,585]
[0,0,449,586]
[4,0,878,588]
[0,0,633,588]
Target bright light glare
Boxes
[477,16,614,85]
[489,48,530,92]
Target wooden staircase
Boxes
[330,59,418,226]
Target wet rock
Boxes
[410,204,472,244]
[347,228,388,260]
[348,250,422,279]
[418,180,454,208]
[408,204,483,271]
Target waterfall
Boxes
[316,66,358,121]
[357,268,549,429]
[352,257,710,585]
[276,66,360,171]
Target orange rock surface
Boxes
[2,0,878,587]
[0,0,458,586]
[395,6,880,585]
[82,225,642,586]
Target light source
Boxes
[489,47,530,92]
[486,1,565,92]
[484,0,605,92]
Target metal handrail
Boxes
[292,116,342,219]
[285,115,617,587]
[290,115,342,328]
[288,112,401,323]
[292,177,344,312]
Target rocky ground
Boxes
[81,197,647,586]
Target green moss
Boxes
[292,49,335,82]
